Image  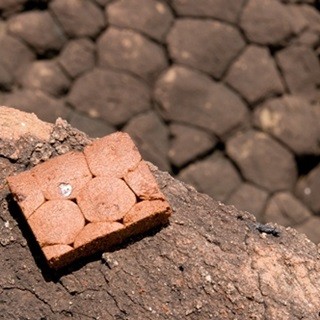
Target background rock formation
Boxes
[0,0,319,241]
[1,107,320,319]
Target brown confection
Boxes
[28,200,85,246]
[7,171,45,219]
[77,177,136,222]
[84,132,141,178]
[32,151,92,200]
[7,132,172,269]
[124,160,165,200]
[74,222,124,248]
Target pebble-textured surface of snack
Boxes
[7,132,172,269]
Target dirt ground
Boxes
[0,109,320,319]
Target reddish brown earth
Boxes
[0,0,320,243]
[1,107,320,320]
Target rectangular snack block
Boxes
[7,132,172,269]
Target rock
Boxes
[18,60,71,97]
[169,123,217,168]
[68,111,115,138]
[154,65,249,137]
[3,89,68,123]
[225,45,284,104]
[226,130,297,192]
[7,10,66,54]
[0,106,53,142]
[300,5,320,33]
[295,165,320,214]
[124,111,170,171]
[295,216,320,244]
[240,0,293,45]
[171,0,246,23]
[294,30,319,47]
[1,107,320,318]
[0,63,13,90]
[107,0,174,41]
[253,95,320,155]
[227,183,268,221]
[97,27,168,81]
[166,19,245,79]
[67,68,151,126]
[0,33,35,88]
[264,192,312,227]
[286,5,309,35]
[275,46,320,100]
[49,0,105,38]
[0,0,27,17]
[178,152,242,201]
[58,38,95,79]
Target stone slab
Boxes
[7,132,172,269]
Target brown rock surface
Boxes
[240,0,293,45]
[226,130,297,192]
[3,89,68,123]
[124,111,170,172]
[167,19,245,78]
[227,183,269,221]
[1,107,320,319]
[0,33,35,88]
[295,216,320,244]
[225,45,284,104]
[0,0,27,16]
[107,0,174,41]
[155,65,249,137]
[49,0,105,38]
[68,110,115,138]
[57,38,96,79]
[18,60,71,97]
[178,152,242,201]
[264,192,312,227]
[98,27,168,81]
[276,45,320,100]
[67,68,151,126]
[168,123,216,168]
[295,164,320,214]
[7,10,66,54]
[254,95,320,155]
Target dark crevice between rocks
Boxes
[24,0,49,11]
[268,44,285,57]
[0,83,12,92]
[36,49,60,60]
[296,154,320,176]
